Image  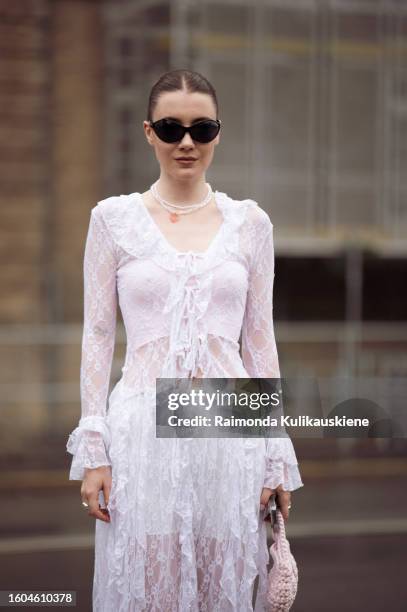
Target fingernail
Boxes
[260,504,265,511]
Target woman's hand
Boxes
[81,466,112,523]
[260,485,291,522]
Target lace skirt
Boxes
[92,379,272,612]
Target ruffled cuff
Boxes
[263,437,304,492]
[66,415,112,481]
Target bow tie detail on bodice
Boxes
[162,251,213,379]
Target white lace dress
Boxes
[66,190,303,612]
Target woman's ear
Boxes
[143,121,154,146]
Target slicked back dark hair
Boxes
[147,69,218,122]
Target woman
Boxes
[66,69,303,611]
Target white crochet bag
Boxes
[266,506,299,612]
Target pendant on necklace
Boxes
[169,212,180,223]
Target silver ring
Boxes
[82,501,89,508]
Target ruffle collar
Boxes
[97,190,257,273]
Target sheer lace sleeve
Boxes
[66,206,118,480]
[241,211,303,492]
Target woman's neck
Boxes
[155,173,209,204]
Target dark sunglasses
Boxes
[148,118,221,143]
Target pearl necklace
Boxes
[150,180,213,223]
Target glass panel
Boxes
[336,12,379,43]
[264,64,312,171]
[334,188,376,226]
[210,61,249,168]
[335,67,377,174]
[206,5,250,35]
[264,7,314,40]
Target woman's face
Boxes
[143,89,220,182]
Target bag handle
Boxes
[271,506,291,558]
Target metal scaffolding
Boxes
[103,0,407,255]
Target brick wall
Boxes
[0,0,104,444]
[0,1,51,322]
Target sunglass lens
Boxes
[191,121,220,143]
[154,119,185,143]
